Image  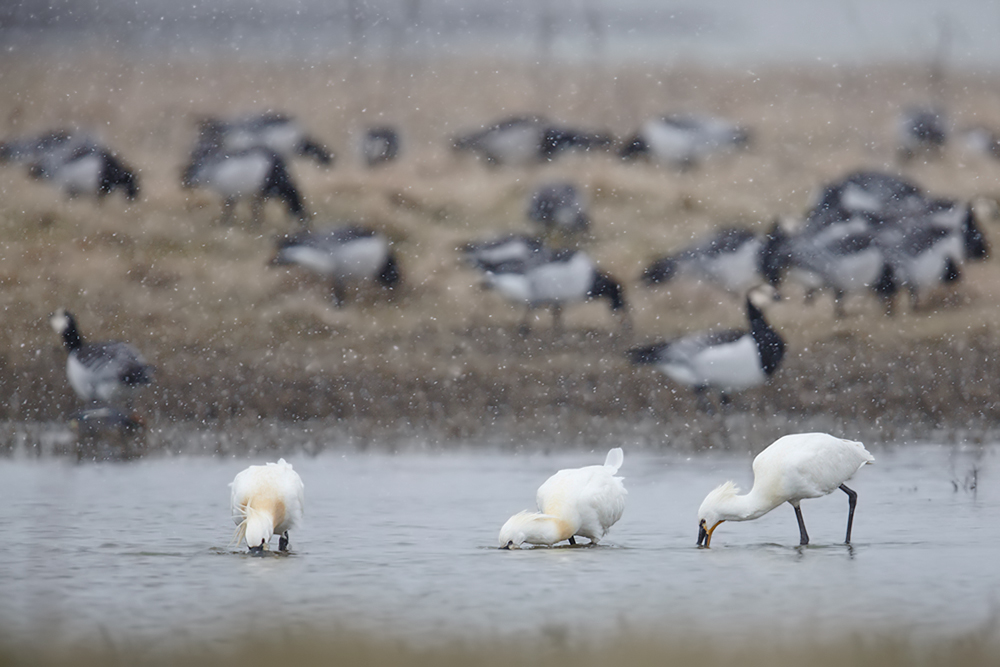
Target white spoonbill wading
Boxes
[230,459,304,553]
[499,447,626,549]
[697,433,873,547]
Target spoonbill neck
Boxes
[529,514,577,544]
[715,485,784,522]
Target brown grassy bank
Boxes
[3,53,1000,450]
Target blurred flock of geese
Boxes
[2,102,995,447]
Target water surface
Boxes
[0,443,995,647]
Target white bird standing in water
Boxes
[697,433,873,547]
[499,448,626,548]
[230,459,304,553]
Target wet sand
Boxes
[2,53,1000,451]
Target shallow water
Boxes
[0,442,995,647]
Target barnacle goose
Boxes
[49,309,153,407]
[0,129,80,165]
[477,248,628,334]
[620,114,750,168]
[897,107,947,162]
[32,143,139,200]
[271,225,401,306]
[452,115,612,167]
[197,112,333,166]
[876,222,963,311]
[799,171,988,312]
[627,285,784,408]
[360,126,400,167]
[766,223,896,318]
[182,145,306,224]
[961,126,1000,161]
[1,130,138,200]
[461,233,547,269]
[527,182,590,235]
[642,227,779,295]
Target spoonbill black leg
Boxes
[568,536,576,546]
[840,483,858,544]
[792,504,809,545]
[279,531,290,551]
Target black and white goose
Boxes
[527,182,590,235]
[477,248,627,333]
[876,222,963,311]
[360,126,400,167]
[197,112,333,166]
[452,115,612,167]
[49,309,153,407]
[30,142,139,201]
[897,107,947,162]
[961,126,1000,161]
[627,285,784,406]
[271,225,401,306]
[0,129,81,166]
[461,233,547,269]
[806,171,925,230]
[642,227,777,295]
[182,146,306,224]
[620,114,750,168]
[1,130,139,201]
[768,224,896,317]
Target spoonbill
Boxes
[499,448,626,549]
[697,433,873,547]
[231,459,304,553]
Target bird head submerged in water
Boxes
[498,510,574,549]
[696,480,740,547]
[233,500,279,553]
[230,458,304,554]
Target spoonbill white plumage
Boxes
[230,458,304,553]
[697,433,873,547]
[499,447,626,549]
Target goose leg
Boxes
[519,307,533,337]
[792,503,809,545]
[221,197,237,226]
[250,196,264,226]
[833,290,847,319]
[331,281,346,308]
[551,304,564,336]
[693,387,715,414]
[840,483,858,544]
[279,532,290,551]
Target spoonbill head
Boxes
[697,433,873,547]
[230,458,304,553]
[499,447,626,549]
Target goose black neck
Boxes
[589,272,626,311]
[60,314,84,352]
[747,297,784,376]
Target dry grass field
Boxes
[3,52,1000,450]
